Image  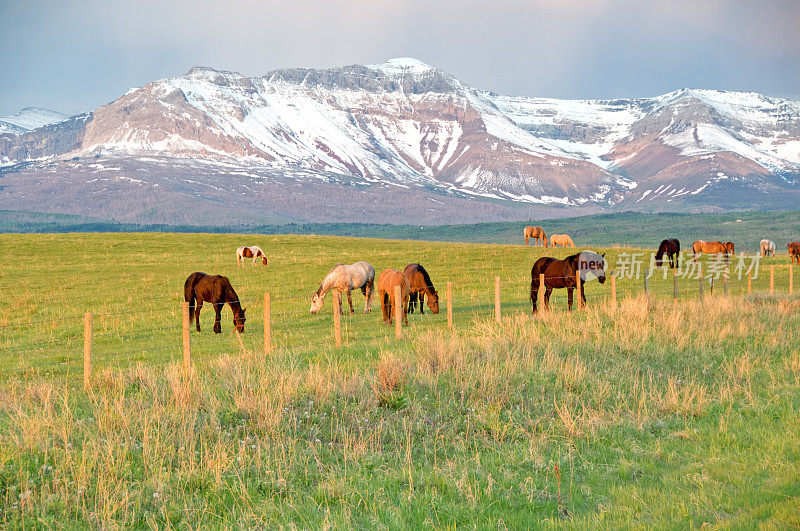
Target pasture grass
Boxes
[0,233,798,527]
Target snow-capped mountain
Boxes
[0,107,68,134]
[1,58,798,225]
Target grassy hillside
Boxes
[0,233,798,526]
[2,209,799,253]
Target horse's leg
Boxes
[195,301,203,332]
[544,288,552,310]
[580,281,587,305]
[213,303,222,334]
[347,289,354,314]
[403,294,409,326]
[419,292,425,314]
[408,292,416,314]
[567,287,574,311]
[531,285,539,313]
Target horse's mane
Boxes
[418,266,435,292]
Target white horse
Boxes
[236,246,268,266]
[310,261,375,314]
[760,239,776,257]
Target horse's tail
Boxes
[184,272,203,320]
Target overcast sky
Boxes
[1,0,799,117]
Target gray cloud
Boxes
[1,0,798,116]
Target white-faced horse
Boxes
[236,246,267,267]
[310,261,375,314]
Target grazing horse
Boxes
[236,246,267,266]
[550,234,576,248]
[692,240,728,260]
[524,226,548,247]
[184,272,246,334]
[789,242,800,265]
[530,251,606,312]
[656,238,681,269]
[376,269,411,326]
[310,261,375,314]
[760,239,776,257]
[724,242,735,256]
[403,263,439,314]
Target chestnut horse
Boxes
[403,263,439,314]
[524,226,548,247]
[184,272,246,333]
[550,234,575,248]
[656,238,681,268]
[692,240,728,260]
[530,252,606,312]
[789,242,800,265]
[310,261,375,314]
[724,242,735,255]
[376,269,410,326]
[236,246,267,266]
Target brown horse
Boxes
[184,272,246,333]
[403,263,439,314]
[550,234,575,248]
[789,242,800,265]
[724,242,735,255]
[692,240,728,260]
[524,226,548,247]
[530,251,606,312]
[376,269,410,326]
[656,238,681,268]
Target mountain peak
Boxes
[382,57,434,70]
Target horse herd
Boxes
[183,238,800,334]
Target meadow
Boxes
[0,232,798,527]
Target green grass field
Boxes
[1,233,799,526]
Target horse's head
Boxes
[543,237,549,248]
[310,293,324,314]
[428,290,440,314]
[233,307,246,332]
[261,255,268,266]
[577,251,606,283]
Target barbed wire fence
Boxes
[1,253,796,390]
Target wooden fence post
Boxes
[333,290,341,347]
[447,281,453,329]
[181,302,190,371]
[263,292,272,355]
[83,311,92,390]
[644,268,649,296]
[576,270,583,308]
[770,265,775,295]
[494,276,501,323]
[698,264,704,301]
[747,270,752,295]
[610,273,616,308]
[790,264,794,296]
[723,272,728,296]
[394,285,402,339]
[673,268,678,302]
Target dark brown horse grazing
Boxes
[376,269,410,326]
[403,263,439,314]
[656,238,681,268]
[530,252,606,312]
[184,272,246,333]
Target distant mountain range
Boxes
[1,58,799,225]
